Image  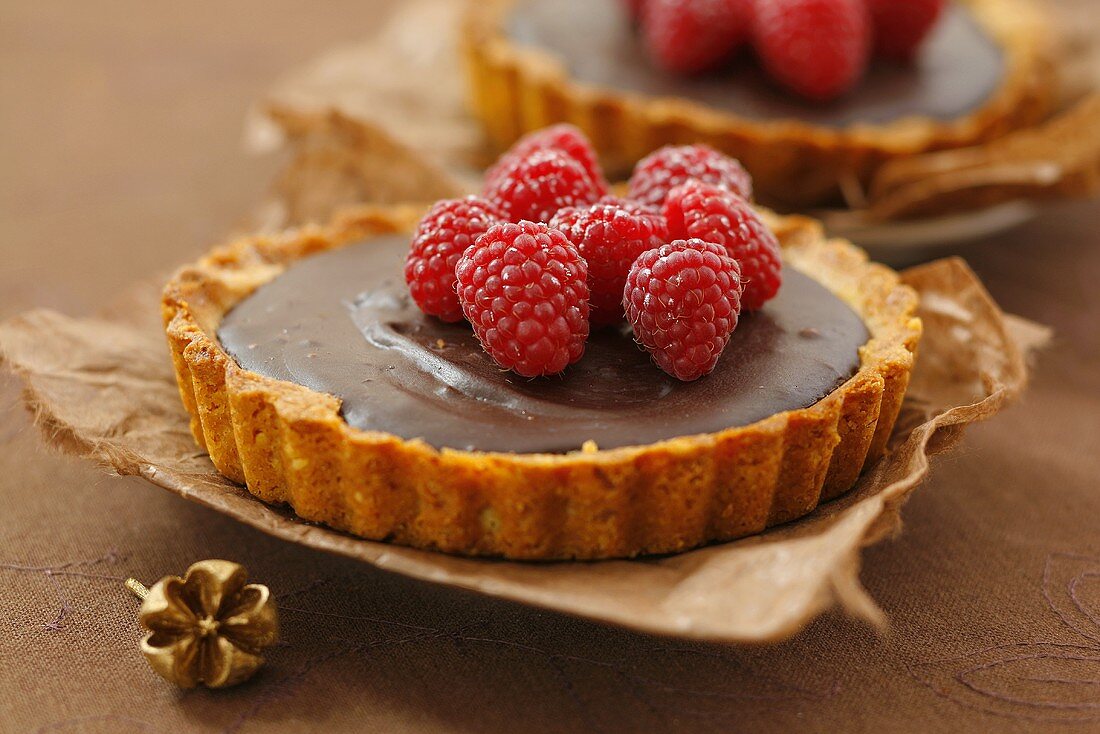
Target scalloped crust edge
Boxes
[162,206,921,560]
[462,0,1057,208]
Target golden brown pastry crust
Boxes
[162,206,920,560]
[463,0,1056,208]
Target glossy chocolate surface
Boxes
[218,236,869,453]
[506,0,1004,127]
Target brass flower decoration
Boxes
[134,559,278,689]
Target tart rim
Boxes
[463,0,1057,206]
[163,205,921,559]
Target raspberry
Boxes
[550,198,670,326]
[623,239,743,381]
[483,149,603,223]
[455,221,590,377]
[404,197,502,322]
[867,0,945,62]
[622,0,647,22]
[597,194,660,216]
[626,144,753,208]
[753,0,870,102]
[641,0,754,74]
[484,124,609,196]
[662,181,782,310]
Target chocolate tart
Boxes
[162,206,920,560]
[464,0,1056,208]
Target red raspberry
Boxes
[753,0,870,102]
[641,0,754,74]
[622,0,647,22]
[455,221,590,377]
[404,197,502,322]
[663,181,782,310]
[550,198,670,326]
[624,239,743,381]
[867,0,945,62]
[483,149,603,223]
[597,194,660,215]
[626,144,753,208]
[484,124,609,197]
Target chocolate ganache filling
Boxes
[218,236,869,454]
[506,0,1004,127]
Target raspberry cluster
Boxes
[404,126,784,381]
[629,0,944,102]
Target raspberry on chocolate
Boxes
[455,221,590,377]
[550,197,670,326]
[623,239,743,381]
[626,144,753,208]
[484,149,603,223]
[641,0,754,75]
[663,181,782,310]
[753,0,870,102]
[867,0,945,62]
[484,124,610,196]
[404,197,502,322]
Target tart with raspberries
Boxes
[464,0,1055,208]
[163,129,920,560]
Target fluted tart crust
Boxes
[463,0,1055,209]
[162,206,920,560]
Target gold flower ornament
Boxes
[127,560,278,689]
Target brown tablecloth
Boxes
[3,2,1100,732]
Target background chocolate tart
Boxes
[163,206,921,560]
[464,0,1056,209]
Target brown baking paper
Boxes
[0,259,1048,643]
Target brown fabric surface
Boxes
[2,2,1100,733]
